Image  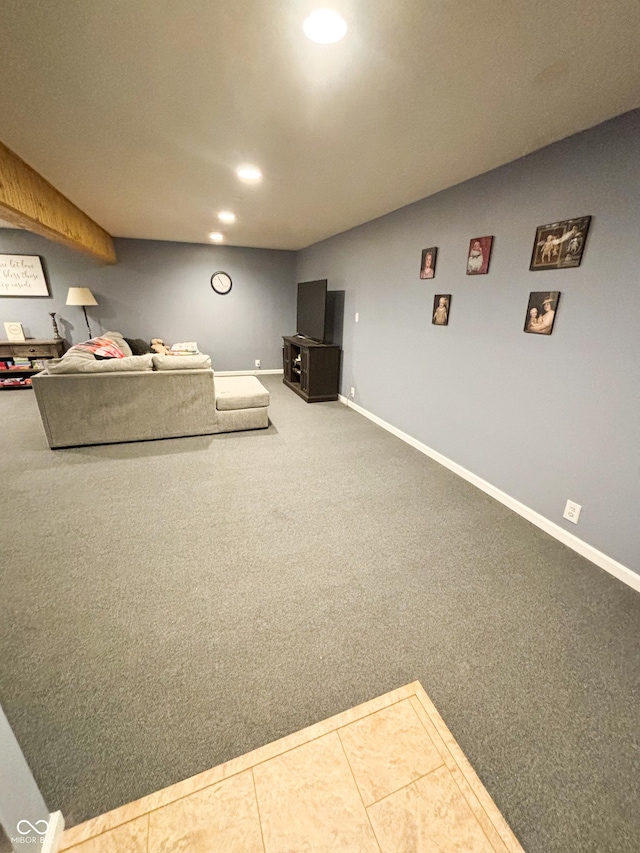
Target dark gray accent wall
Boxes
[0,234,296,371]
[298,109,640,575]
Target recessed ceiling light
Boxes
[218,211,236,224]
[236,165,262,182]
[303,9,347,44]
[209,232,224,243]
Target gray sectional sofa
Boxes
[31,334,269,448]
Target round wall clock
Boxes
[211,271,232,295]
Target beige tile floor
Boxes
[59,681,525,853]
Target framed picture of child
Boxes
[524,292,560,335]
[530,216,591,270]
[420,247,438,279]
[466,236,493,275]
[432,294,450,326]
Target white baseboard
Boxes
[215,369,284,376]
[42,811,64,853]
[340,397,639,593]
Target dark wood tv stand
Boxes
[282,336,341,403]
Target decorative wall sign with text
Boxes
[4,322,26,341]
[0,255,50,297]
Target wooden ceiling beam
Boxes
[0,141,116,264]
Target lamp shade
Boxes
[66,287,98,307]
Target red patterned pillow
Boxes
[73,336,126,359]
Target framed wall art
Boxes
[432,294,450,326]
[419,247,437,279]
[524,292,560,335]
[4,322,26,341]
[466,236,493,275]
[530,216,591,271]
[0,255,50,297]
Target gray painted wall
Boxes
[298,109,640,575]
[0,704,49,848]
[0,234,296,371]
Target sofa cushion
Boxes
[104,332,133,356]
[72,332,131,359]
[215,375,270,411]
[152,354,212,370]
[46,354,154,374]
[72,337,125,359]
[59,347,96,362]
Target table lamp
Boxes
[66,287,98,339]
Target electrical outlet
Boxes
[349,386,355,397]
[355,312,359,322]
[255,359,261,369]
[563,500,581,524]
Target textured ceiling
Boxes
[1,0,639,250]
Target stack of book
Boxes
[0,377,31,388]
[170,341,199,355]
[0,356,45,387]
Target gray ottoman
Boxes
[214,375,270,432]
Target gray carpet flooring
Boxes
[1,375,639,852]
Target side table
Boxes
[0,339,68,389]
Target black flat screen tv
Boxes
[296,279,327,342]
